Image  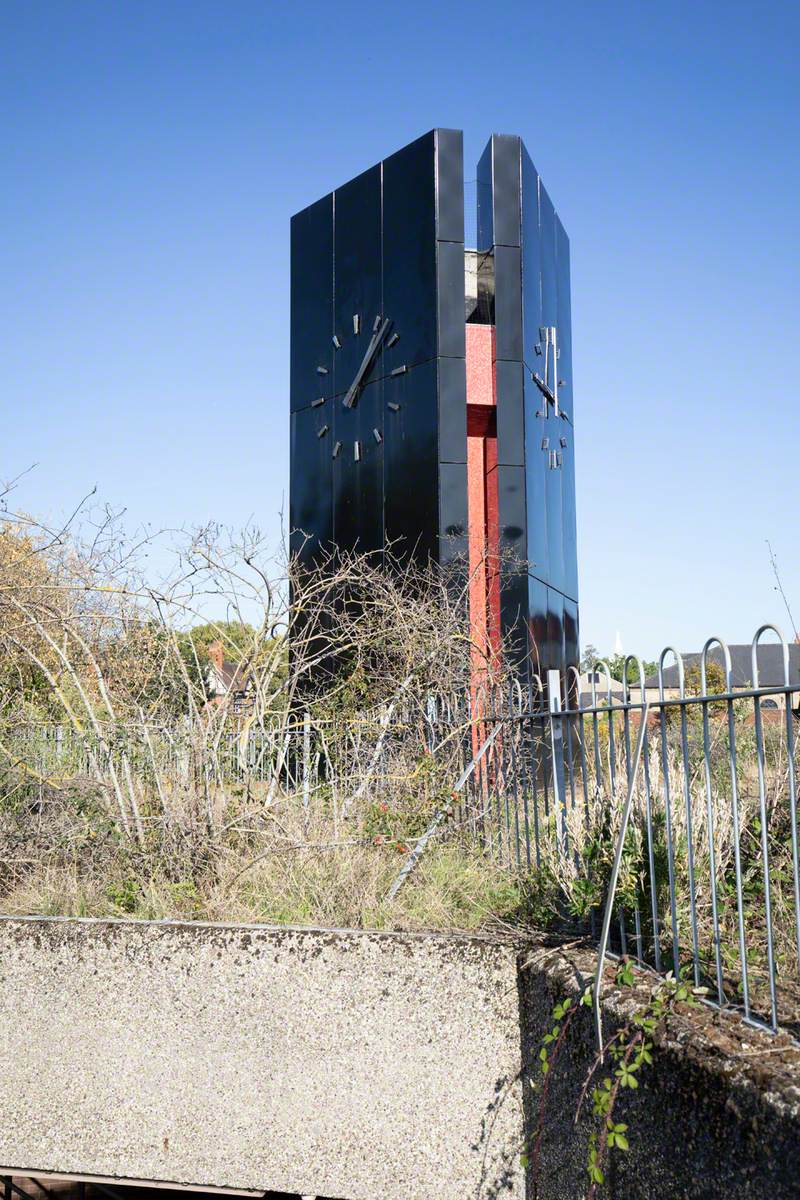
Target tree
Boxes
[580,643,600,673]
[580,645,657,684]
[604,653,658,686]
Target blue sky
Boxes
[2,0,798,657]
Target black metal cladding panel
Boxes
[290,193,334,413]
[544,440,565,598]
[495,358,525,467]
[476,139,493,251]
[520,145,548,584]
[528,576,549,677]
[383,359,439,563]
[382,133,438,376]
[333,164,382,397]
[564,597,579,671]
[501,567,529,665]
[437,238,467,360]
[545,463,565,596]
[547,587,566,675]
[439,461,468,565]
[493,245,523,363]
[497,464,526,554]
[490,134,522,248]
[539,181,558,329]
[556,214,578,604]
[438,355,467,464]
[487,136,527,656]
[524,367,549,580]
[331,375,383,553]
[290,405,333,563]
[538,181,565,597]
[435,128,465,243]
[520,146,543,358]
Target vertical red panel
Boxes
[466,325,501,694]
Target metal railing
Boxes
[436,624,800,1035]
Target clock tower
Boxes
[289,129,579,677]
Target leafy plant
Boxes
[524,962,699,1198]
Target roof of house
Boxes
[643,643,800,691]
[208,657,252,695]
[577,671,624,707]
[221,660,252,693]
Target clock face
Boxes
[310,311,405,462]
[532,323,570,472]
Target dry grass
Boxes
[0,813,521,933]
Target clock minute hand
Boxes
[342,317,391,409]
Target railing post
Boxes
[302,710,311,823]
[548,669,568,854]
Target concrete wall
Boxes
[517,941,800,1200]
[2,917,800,1199]
[0,918,525,1200]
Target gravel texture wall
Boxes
[517,940,800,1200]
[0,918,525,1200]
[2,917,800,1200]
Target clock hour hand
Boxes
[342,317,391,409]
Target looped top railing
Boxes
[657,645,685,702]
[752,623,789,689]
[700,635,733,693]
[621,654,648,704]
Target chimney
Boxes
[208,640,225,673]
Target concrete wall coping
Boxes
[0,911,524,946]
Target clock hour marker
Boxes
[534,343,543,356]
[541,437,549,450]
[332,334,342,349]
[353,314,360,334]
[386,332,400,347]
[353,440,361,462]
[316,365,328,375]
[373,314,382,332]
[390,364,407,377]
[332,440,342,458]
[372,428,382,444]
[387,402,400,412]
[311,396,325,407]
[317,424,329,438]
[560,436,568,448]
